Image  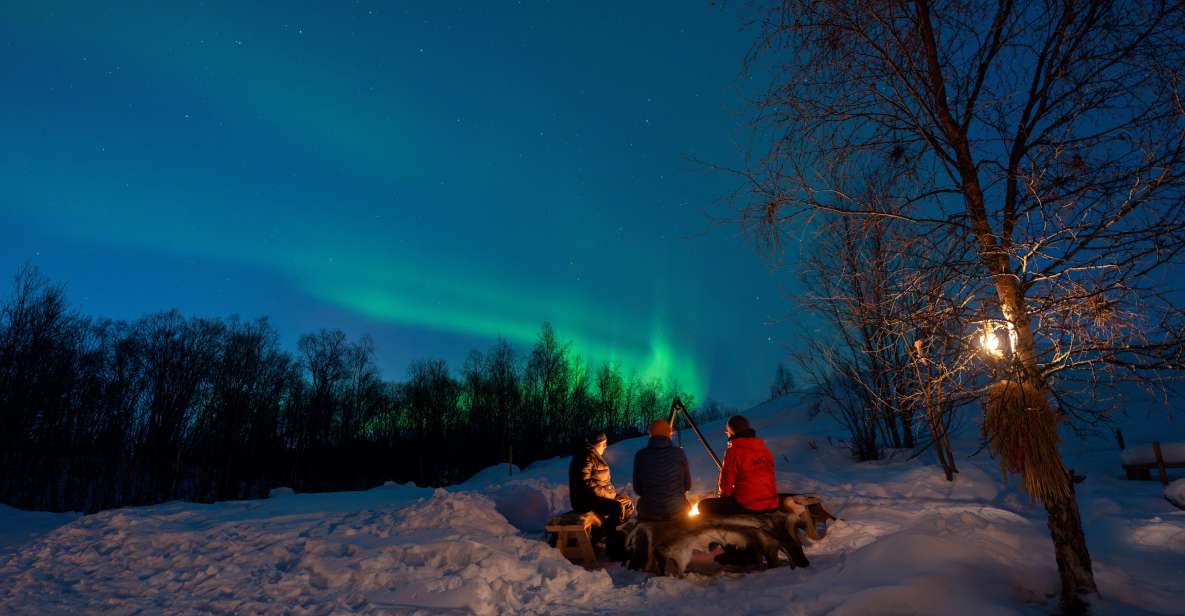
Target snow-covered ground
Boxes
[1,394,1182,615]
[1167,479,1185,510]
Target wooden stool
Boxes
[545,511,602,566]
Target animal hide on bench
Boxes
[626,510,810,577]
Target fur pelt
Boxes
[626,510,810,577]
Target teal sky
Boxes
[0,2,795,406]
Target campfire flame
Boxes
[689,502,700,517]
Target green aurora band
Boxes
[11,185,705,399]
[5,5,708,399]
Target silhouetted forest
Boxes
[0,266,712,513]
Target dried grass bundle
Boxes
[982,380,1070,504]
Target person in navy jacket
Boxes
[633,419,692,521]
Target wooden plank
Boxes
[1153,441,1169,486]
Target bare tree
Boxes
[738,1,1185,611]
[340,335,378,444]
[769,362,797,399]
[795,213,932,457]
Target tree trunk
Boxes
[914,0,1101,597]
[986,249,1099,610]
[1045,478,1096,615]
[974,200,1099,610]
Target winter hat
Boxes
[586,431,608,446]
[727,415,753,434]
[649,419,672,437]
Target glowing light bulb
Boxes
[979,325,1004,357]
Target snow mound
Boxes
[461,463,525,488]
[0,489,612,615]
[268,486,295,498]
[817,520,1056,616]
[482,479,569,532]
[1166,479,1185,510]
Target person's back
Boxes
[722,432,778,511]
[632,420,691,521]
[698,415,780,516]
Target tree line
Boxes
[0,266,703,513]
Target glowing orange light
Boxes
[689,502,700,517]
[979,324,1004,357]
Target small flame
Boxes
[689,502,700,517]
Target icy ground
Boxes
[1,395,1183,615]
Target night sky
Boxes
[1,2,795,406]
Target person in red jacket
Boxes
[697,415,780,515]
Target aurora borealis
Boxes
[1,2,789,405]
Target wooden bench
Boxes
[545,511,602,566]
[1120,438,1185,486]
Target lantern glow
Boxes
[979,324,1004,357]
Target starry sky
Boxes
[0,2,796,407]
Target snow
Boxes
[0,505,81,553]
[461,463,524,489]
[1121,441,1185,465]
[1,392,1183,615]
[1167,479,1185,510]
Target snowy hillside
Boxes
[2,394,1183,615]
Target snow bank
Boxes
[461,463,524,489]
[0,488,613,615]
[483,479,569,532]
[809,520,1056,616]
[1167,479,1185,510]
